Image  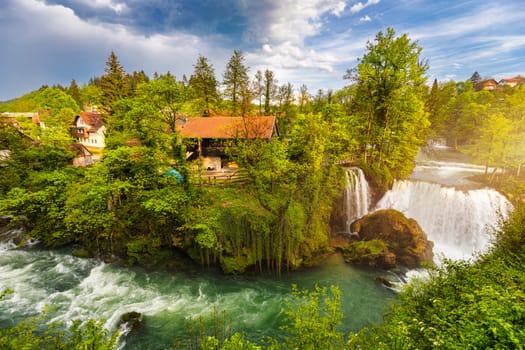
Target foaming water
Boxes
[0,248,393,349]
[376,178,512,261]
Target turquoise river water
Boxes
[0,245,394,349]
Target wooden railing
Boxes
[197,168,250,186]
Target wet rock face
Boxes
[119,311,143,334]
[350,209,434,269]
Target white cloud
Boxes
[359,15,371,22]
[0,0,229,99]
[248,0,347,45]
[410,5,523,41]
[350,0,380,14]
[248,41,339,72]
[72,0,128,13]
[240,0,351,83]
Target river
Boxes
[0,151,512,348]
[0,243,393,349]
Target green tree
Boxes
[33,87,80,114]
[425,79,457,139]
[350,27,429,178]
[79,84,103,110]
[445,82,495,148]
[470,71,482,91]
[223,50,250,116]
[465,112,512,177]
[190,55,218,116]
[263,69,277,116]
[0,315,117,350]
[298,84,310,113]
[67,79,82,107]
[111,73,190,142]
[282,285,344,349]
[252,70,264,115]
[127,70,150,94]
[100,51,130,115]
[39,107,76,146]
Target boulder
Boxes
[119,311,143,334]
[349,209,433,269]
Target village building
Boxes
[71,110,106,149]
[498,77,524,88]
[478,79,498,91]
[177,116,278,170]
[0,111,49,128]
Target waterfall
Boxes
[376,180,513,261]
[344,168,370,232]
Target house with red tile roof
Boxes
[498,77,524,88]
[478,79,498,91]
[71,111,106,149]
[177,116,278,170]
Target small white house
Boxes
[72,111,106,149]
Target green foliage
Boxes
[342,239,388,264]
[0,315,117,350]
[223,50,250,116]
[281,284,345,350]
[0,86,79,114]
[463,112,512,173]
[101,51,130,115]
[350,27,429,179]
[176,307,233,350]
[0,168,82,246]
[190,55,219,115]
[60,146,192,259]
[220,333,262,350]
[0,289,13,300]
[32,87,80,114]
[430,81,525,177]
[348,207,525,349]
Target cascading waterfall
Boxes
[344,167,370,231]
[376,180,513,261]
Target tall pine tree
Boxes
[189,55,218,116]
[223,50,249,116]
[100,51,129,115]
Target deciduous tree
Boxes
[350,27,429,178]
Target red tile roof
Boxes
[500,77,523,84]
[76,112,104,132]
[177,116,277,139]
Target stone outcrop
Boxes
[119,311,143,334]
[346,209,433,269]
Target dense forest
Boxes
[1,27,525,348]
[0,28,433,273]
[1,28,525,272]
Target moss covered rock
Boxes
[342,239,397,268]
[349,209,433,269]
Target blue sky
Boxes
[1,0,524,101]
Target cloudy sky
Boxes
[1,0,524,101]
